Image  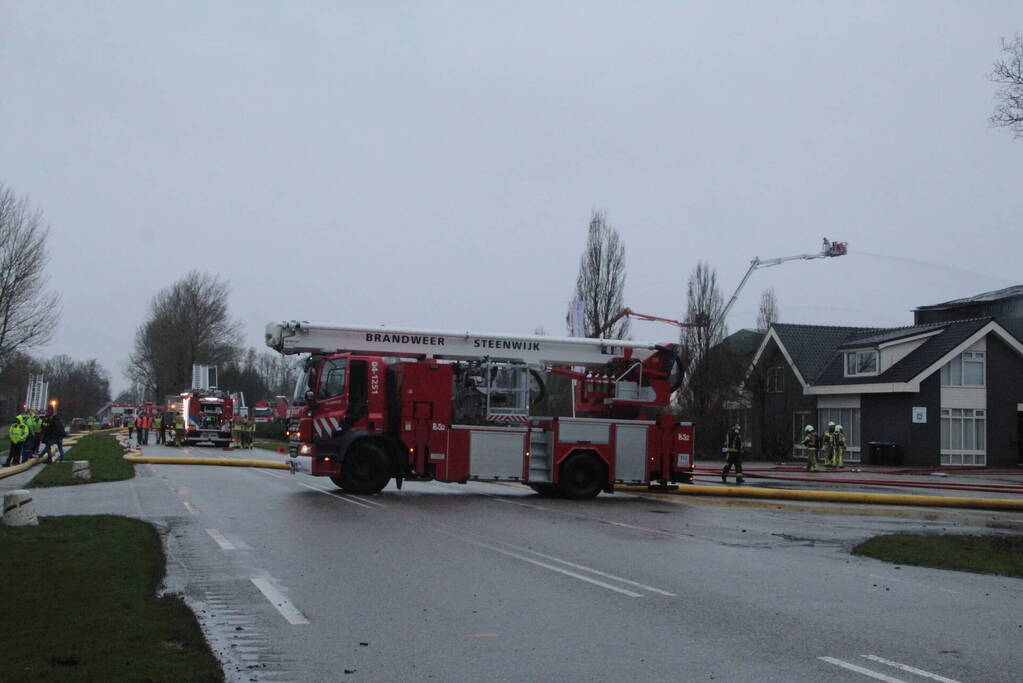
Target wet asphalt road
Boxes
[9,441,1023,682]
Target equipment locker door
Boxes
[615,424,649,482]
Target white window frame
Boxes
[940,351,985,387]
[844,349,879,377]
[816,407,861,462]
[766,366,785,393]
[940,408,986,466]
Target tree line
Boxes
[0,183,111,421]
[126,270,300,406]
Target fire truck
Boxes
[252,396,288,424]
[174,390,234,447]
[265,321,695,498]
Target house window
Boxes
[844,350,879,377]
[792,411,813,456]
[940,352,985,387]
[940,408,986,465]
[817,408,861,461]
[766,366,785,393]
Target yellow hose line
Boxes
[122,454,291,470]
[618,483,1023,512]
[0,457,42,479]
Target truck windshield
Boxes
[293,371,311,405]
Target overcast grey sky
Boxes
[1,1,1020,395]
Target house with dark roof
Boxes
[745,289,1023,467]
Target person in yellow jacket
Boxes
[720,423,745,484]
[802,424,821,472]
[243,418,255,449]
[29,412,43,456]
[5,414,30,466]
[833,425,847,468]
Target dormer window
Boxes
[845,349,878,377]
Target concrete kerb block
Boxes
[71,460,91,481]
[3,489,38,526]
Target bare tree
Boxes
[990,33,1023,138]
[571,210,629,339]
[254,350,300,398]
[128,271,243,400]
[0,183,60,368]
[679,261,730,454]
[44,354,111,418]
[682,261,726,380]
[756,287,779,331]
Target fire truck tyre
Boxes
[559,454,606,500]
[528,483,559,497]
[339,442,391,494]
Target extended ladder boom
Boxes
[265,321,667,367]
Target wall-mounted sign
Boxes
[912,407,927,424]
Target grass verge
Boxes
[0,515,222,681]
[28,433,134,486]
[252,438,287,453]
[854,533,1023,578]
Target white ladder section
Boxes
[266,321,663,367]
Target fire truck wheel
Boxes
[559,453,606,500]
[338,441,391,494]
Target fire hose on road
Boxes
[113,431,297,471]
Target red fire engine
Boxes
[175,390,234,447]
[252,396,288,424]
[265,322,694,498]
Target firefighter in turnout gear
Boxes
[823,421,837,466]
[5,414,29,466]
[833,425,847,468]
[802,424,821,471]
[721,423,744,484]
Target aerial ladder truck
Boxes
[265,321,695,498]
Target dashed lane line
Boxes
[485,537,677,597]
[250,578,309,625]
[205,528,236,550]
[860,655,961,683]
[183,501,199,515]
[818,657,906,682]
[434,528,643,597]
[244,465,387,509]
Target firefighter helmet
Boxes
[836,425,843,432]
[804,424,814,432]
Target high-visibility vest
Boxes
[9,421,28,443]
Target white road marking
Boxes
[294,481,375,508]
[491,496,687,539]
[861,655,961,683]
[205,528,236,550]
[250,578,309,625]
[183,501,199,515]
[819,657,906,682]
[490,538,676,596]
[248,466,388,508]
[436,529,642,597]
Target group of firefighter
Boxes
[4,410,67,467]
[231,417,256,449]
[720,420,848,484]
[124,413,256,449]
[800,422,848,472]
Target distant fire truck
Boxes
[175,391,234,447]
[251,396,288,424]
[265,322,694,498]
